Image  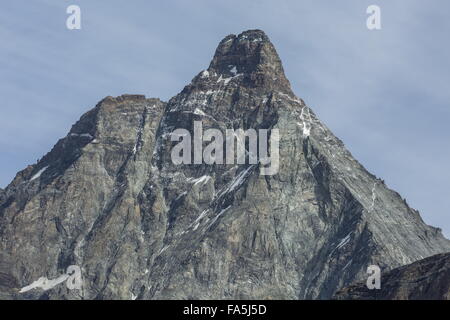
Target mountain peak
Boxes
[207,29,291,90]
[1,30,450,301]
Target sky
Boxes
[0,1,449,237]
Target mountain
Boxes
[334,252,450,299]
[0,30,449,300]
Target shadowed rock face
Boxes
[334,253,450,300]
[1,29,449,300]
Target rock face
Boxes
[334,253,450,300]
[1,30,449,300]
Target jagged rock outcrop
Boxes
[334,253,450,299]
[1,30,449,300]
[0,188,4,207]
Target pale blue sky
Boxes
[1,1,449,237]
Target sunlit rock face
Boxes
[1,30,449,300]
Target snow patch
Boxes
[229,65,237,75]
[188,175,211,186]
[205,89,218,95]
[278,92,302,105]
[194,108,207,116]
[175,191,187,201]
[336,233,351,250]
[194,209,210,225]
[20,274,69,293]
[369,182,377,211]
[70,133,93,139]
[217,72,243,85]
[299,107,312,137]
[208,206,231,228]
[343,259,353,270]
[30,166,49,181]
[329,233,353,257]
[201,70,210,78]
[216,166,254,198]
[217,75,232,85]
[159,245,169,254]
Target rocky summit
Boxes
[0,30,449,300]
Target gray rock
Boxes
[0,30,449,300]
[334,253,450,299]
